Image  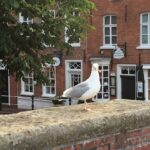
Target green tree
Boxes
[0,0,95,83]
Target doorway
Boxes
[0,70,8,103]
[121,75,135,100]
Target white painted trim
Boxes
[100,45,115,50]
[42,67,56,97]
[21,73,34,96]
[143,69,148,101]
[90,57,111,65]
[0,60,5,70]
[143,64,150,69]
[116,64,136,99]
[136,46,150,49]
[65,60,83,89]
[19,13,33,24]
[90,57,111,101]
[103,15,117,46]
[8,75,10,105]
[140,13,150,46]
[64,28,81,47]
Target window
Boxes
[19,13,33,24]
[94,65,110,100]
[103,15,117,46]
[65,61,82,89]
[65,10,80,47]
[140,13,150,46]
[42,10,56,48]
[21,73,34,95]
[121,66,136,75]
[42,67,56,97]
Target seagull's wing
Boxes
[63,82,90,98]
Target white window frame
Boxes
[65,10,81,47]
[101,15,117,49]
[42,67,56,97]
[65,60,83,89]
[140,13,150,48]
[21,73,34,96]
[19,13,33,24]
[42,10,56,48]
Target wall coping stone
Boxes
[0,100,150,150]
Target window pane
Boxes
[105,16,110,25]
[112,27,117,35]
[30,86,33,92]
[142,25,148,34]
[142,14,148,23]
[142,35,148,44]
[112,36,117,44]
[105,27,110,35]
[111,16,117,24]
[103,66,108,70]
[105,36,110,44]
[46,87,50,94]
[51,87,55,94]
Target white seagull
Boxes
[62,63,101,110]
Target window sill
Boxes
[136,46,150,49]
[71,43,80,47]
[42,94,56,97]
[100,45,115,50]
[20,92,34,96]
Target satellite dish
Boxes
[52,57,60,66]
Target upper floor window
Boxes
[19,13,33,24]
[65,9,80,47]
[21,73,34,95]
[42,10,56,48]
[103,15,117,46]
[140,13,150,46]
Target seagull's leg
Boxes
[84,100,91,111]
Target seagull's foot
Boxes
[84,107,91,111]
[84,104,91,111]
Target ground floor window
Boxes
[42,67,56,97]
[95,65,110,100]
[65,60,82,89]
[21,73,34,95]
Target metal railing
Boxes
[0,95,72,114]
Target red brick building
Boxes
[1,0,150,109]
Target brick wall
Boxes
[54,127,150,150]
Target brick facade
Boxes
[1,0,150,107]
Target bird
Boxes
[62,63,101,110]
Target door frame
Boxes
[117,64,136,99]
[0,60,10,104]
[90,57,111,101]
[65,60,83,89]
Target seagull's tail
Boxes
[62,88,72,97]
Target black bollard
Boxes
[0,99,1,111]
[31,95,34,110]
[69,98,71,105]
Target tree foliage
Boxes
[0,0,95,83]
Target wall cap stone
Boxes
[0,100,150,150]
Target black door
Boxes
[121,75,135,100]
[0,70,8,103]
